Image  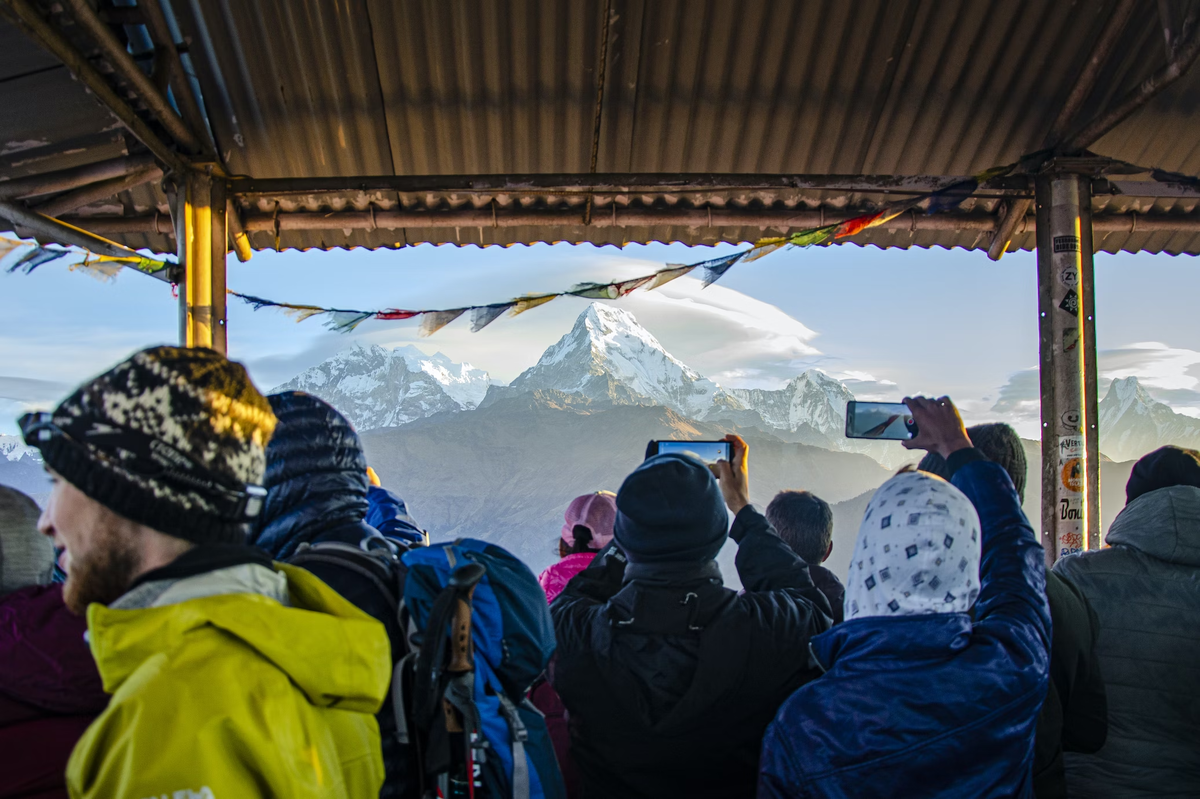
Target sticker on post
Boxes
[1063,327,1080,353]
[1059,498,1083,521]
[1061,409,1082,432]
[1053,236,1080,253]
[1061,458,1083,492]
[1059,266,1080,288]
[1058,289,1079,315]
[1059,530,1084,559]
[1058,436,1083,458]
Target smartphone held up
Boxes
[647,440,732,464]
[844,401,918,441]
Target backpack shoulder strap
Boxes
[289,540,402,608]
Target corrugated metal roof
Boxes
[4,0,1200,255]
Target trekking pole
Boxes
[443,563,486,799]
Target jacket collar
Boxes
[811,613,973,671]
[623,559,723,587]
[87,564,389,713]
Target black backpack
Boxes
[289,537,418,798]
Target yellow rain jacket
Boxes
[66,563,391,798]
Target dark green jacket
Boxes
[1033,571,1107,798]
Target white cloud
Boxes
[1100,342,1200,395]
[245,270,826,390]
[984,341,1200,440]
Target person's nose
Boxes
[37,507,55,540]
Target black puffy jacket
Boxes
[550,506,832,799]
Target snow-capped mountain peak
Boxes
[1098,376,1200,461]
[0,434,41,463]
[511,302,735,416]
[271,343,491,431]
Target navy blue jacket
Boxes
[759,456,1051,799]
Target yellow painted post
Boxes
[180,170,228,353]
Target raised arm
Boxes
[903,397,1049,653]
[714,434,832,624]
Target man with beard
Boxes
[20,346,391,799]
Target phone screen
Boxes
[845,401,916,440]
[655,440,732,464]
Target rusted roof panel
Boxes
[3,0,1200,256]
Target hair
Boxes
[765,490,834,565]
[917,423,1027,502]
[556,524,595,558]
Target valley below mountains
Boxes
[3,302,1197,580]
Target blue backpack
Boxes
[397,539,565,799]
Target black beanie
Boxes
[918,422,1027,502]
[1126,446,1200,503]
[613,453,729,564]
[20,346,276,544]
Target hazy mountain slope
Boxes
[1099,376,1200,461]
[271,343,490,430]
[727,370,910,467]
[361,392,892,575]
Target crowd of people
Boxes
[1,344,1197,798]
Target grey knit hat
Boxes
[0,485,53,594]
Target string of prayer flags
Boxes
[222,161,1054,337]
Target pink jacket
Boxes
[537,553,596,604]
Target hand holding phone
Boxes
[900,396,972,459]
[710,434,751,515]
[845,401,918,441]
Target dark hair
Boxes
[556,524,595,558]
[765,490,833,565]
[917,422,1027,502]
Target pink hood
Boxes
[538,553,596,604]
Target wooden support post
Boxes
[1036,166,1098,564]
[179,171,227,353]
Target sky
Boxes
[2,234,1199,438]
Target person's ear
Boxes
[824,541,833,562]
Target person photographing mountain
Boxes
[550,433,832,799]
[759,396,1051,798]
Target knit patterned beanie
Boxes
[20,346,276,544]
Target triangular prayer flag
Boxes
[511,295,557,316]
[741,242,786,264]
[419,308,467,336]
[788,224,838,248]
[283,305,331,323]
[325,311,374,332]
[614,275,654,296]
[925,178,979,215]
[471,303,514,332]
[0,238,25,263]
[6,246,69,274]
[568,282,620,300]
[69,260,122,283]
[834,211,884,239]
[375,309,421,321]
[647,264,695,290]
